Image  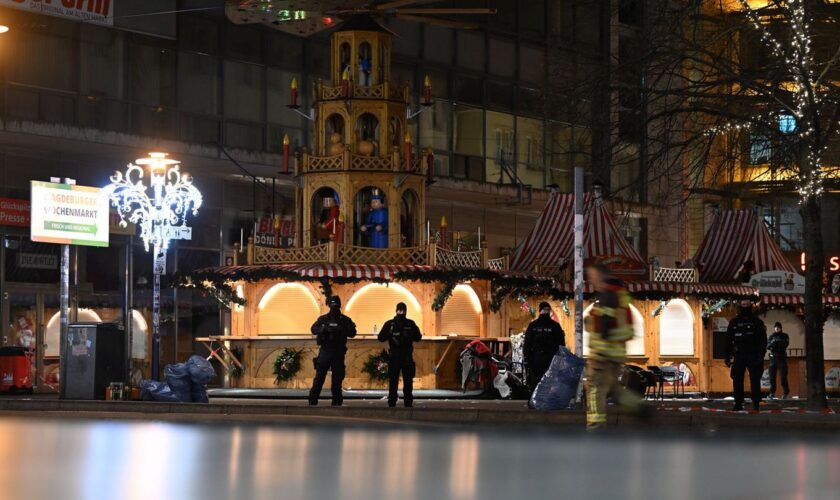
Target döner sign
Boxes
[2,0,113,27]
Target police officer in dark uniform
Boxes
[725,298,767,411]
[767,321,790,399]
[379,302,422,407]
[309,296,357,406]
[524,301,566,392]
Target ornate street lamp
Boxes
[103,152,202,379]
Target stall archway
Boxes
[257,283,321,335]
[439,284,482,336]
[824,313,840,360]
[354,185,387,247]
[339,42,351,78]
[582,304,645,357]
[659,299,695,356]
[400,189,419,247]
[356,113,380,155]
[311,187,342,245]
[326,114,346,155]
[345,283,422,334]
[358,41,372,85]
[45,308,102,358]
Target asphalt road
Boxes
[0,416,838,500]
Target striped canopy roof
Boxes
[508,193,647,277]
[693,210,797,283]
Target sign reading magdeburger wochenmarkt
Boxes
[2,0,114,27]
[30,181,109,247]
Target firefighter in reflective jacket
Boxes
[524,302,566,392]
[584,263,642,430]
[379,302,422,407]
[309,296,357,406]
[725,298,767,411]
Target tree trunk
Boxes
[800,195,827,409]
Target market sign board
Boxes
[744,270,805,295]
[30,181,109,247]
[2,0,114,27]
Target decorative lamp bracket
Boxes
[407,105,432,120]
[288,106,316,122]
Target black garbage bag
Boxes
[139,380,181,403]
[164,363,191,402]
[529,347,585,410]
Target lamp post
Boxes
[103,152,202,379]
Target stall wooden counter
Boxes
[198,335,510,390]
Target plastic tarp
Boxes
[139,380,181,403]
[529,347,585,410]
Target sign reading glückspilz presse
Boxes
[30,181,110,247]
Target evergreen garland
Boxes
[273,348,303,383]
[362,350,390,381]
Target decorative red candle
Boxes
[423,74,432,105]
[282,134,290,174]
[341,68,350,98]
[290,78,298,107]
[440,215,448,249]
[403,132,413,171]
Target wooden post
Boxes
[233,243,241,266]
[482,247,489,268]
[247,236,255,265]
[503,254,510,271]
[343,148,351,171]
[535,257,542,275]
[391,146,400,172]
[328,239,338,263]
[429,243,437,266]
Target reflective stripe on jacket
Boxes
[585,282,633,360]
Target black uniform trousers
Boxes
[768,356,789,396]
[309,350,346,405]
[388,353,416,407]
[527,354,554,393]
[731,356,763,410]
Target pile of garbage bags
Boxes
[139,355,215,403]
[529,347,585,410]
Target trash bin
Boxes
[60,323,125,400]
[0,346,33,394]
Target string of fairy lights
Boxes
[704,0,834,202]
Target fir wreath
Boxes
[273,348,303,383]
[362,350,390,381]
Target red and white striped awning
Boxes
[553,281,757,297]
[508,193,647,276]
[760,294,840,305]
[204,263,433,281]
[693,210,797,283]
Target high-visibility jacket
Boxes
[585,279,633,361]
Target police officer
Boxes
[767,321,790,399]
[309,296,357,406]
[379,302,422,407]
[725,298,767,411]
[524,301,566,392]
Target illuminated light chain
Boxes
[735,1,830,203]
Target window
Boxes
[424,25,453,65]
[178,52,219,115]
[128,44,176,107]
[440,285,482,336]
[488,37,516,78]
[749,133,772,164]
[583,304,645,356]
[223,60,265,122]
[779,114,796,134]
[257,284,320,335]
[519,45,545,84]
[456,31,485,72]
[8,19,77,91]
[80,26,123,98]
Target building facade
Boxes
[0,1,684,386]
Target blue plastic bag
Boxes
[139,380,181,403]
[164,363,191,402]
[529,347,585,410]
[186,355,215,385]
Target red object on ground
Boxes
[0,347,33,393]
